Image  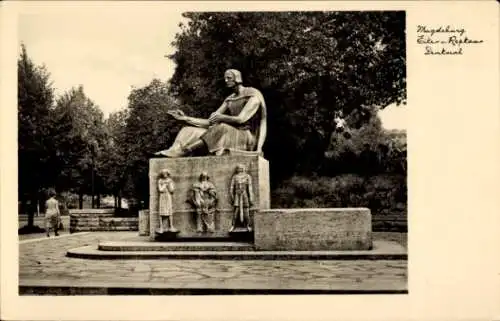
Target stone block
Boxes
[69,209,115,215]
[138,210,150,236]
[149,155,270,240]
[69,209,139,232]
[254,208,372,251]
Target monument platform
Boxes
[24,231,406,295]
[66,239,406,260]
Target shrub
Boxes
[271,174,407,219]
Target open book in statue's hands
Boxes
[222,148,263,157]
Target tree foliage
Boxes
[18,44,55,219]
[18,12,408,214]
[122,79,180,207]
[52,85,107,203]
[18,45,109,214]
[168,11,406,181]
[101,109,129,201]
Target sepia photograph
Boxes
[15,8,407,295]
[1,1,499,321]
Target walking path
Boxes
[19,232,407,294]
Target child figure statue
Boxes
[157,169,177,233]
[229,164,254,232]
[189,172,217,233]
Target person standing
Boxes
[45,189,60,237]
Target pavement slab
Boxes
[19,231,408,294]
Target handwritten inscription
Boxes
[417,25,484,56]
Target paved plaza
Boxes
[19,231,407,294]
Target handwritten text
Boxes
[416,25,484,56]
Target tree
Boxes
[18,44,55,230]
[168,11,406,183]
[323,108,385,175]
[122,79,180,208]
[101,109,129,208]
[52,85,107,208]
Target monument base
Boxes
[229,227,252,233]
[154,229,180,241]
[148,155,269,240]
[228,228,254,242]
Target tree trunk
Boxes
[96,194,101,208]
[114,195,118,208]
[21,198,27,216]
[91,165,95,208]
[79,192,83,209]
[27,194,36,227]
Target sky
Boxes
[17,5,406,130]
[18,6,186,116]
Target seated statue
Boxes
[155,69,267,157]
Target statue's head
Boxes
[224,69,243,88]
[159,169,171,179]
[235,164,246,174]
[199,171,209,181]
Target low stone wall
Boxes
[372,214,407,232]
[70,209,138,233]
[254,208,372,251]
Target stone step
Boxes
[154,232,253,243]
[98,241,254,252]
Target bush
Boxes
[271,174,407,219]
[114,207,138,217]
[57,191,80,209]
[323,127,407,177]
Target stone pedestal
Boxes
[149,155,270,240]
[254,208,372,251]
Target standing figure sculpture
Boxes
[155,69,267,157]
[189,172,218,233]
[157,169,178,233]
[229,164,254,232]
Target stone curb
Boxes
[19,279,408,295]
[19,285,408,295]
[19,232,91,244]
